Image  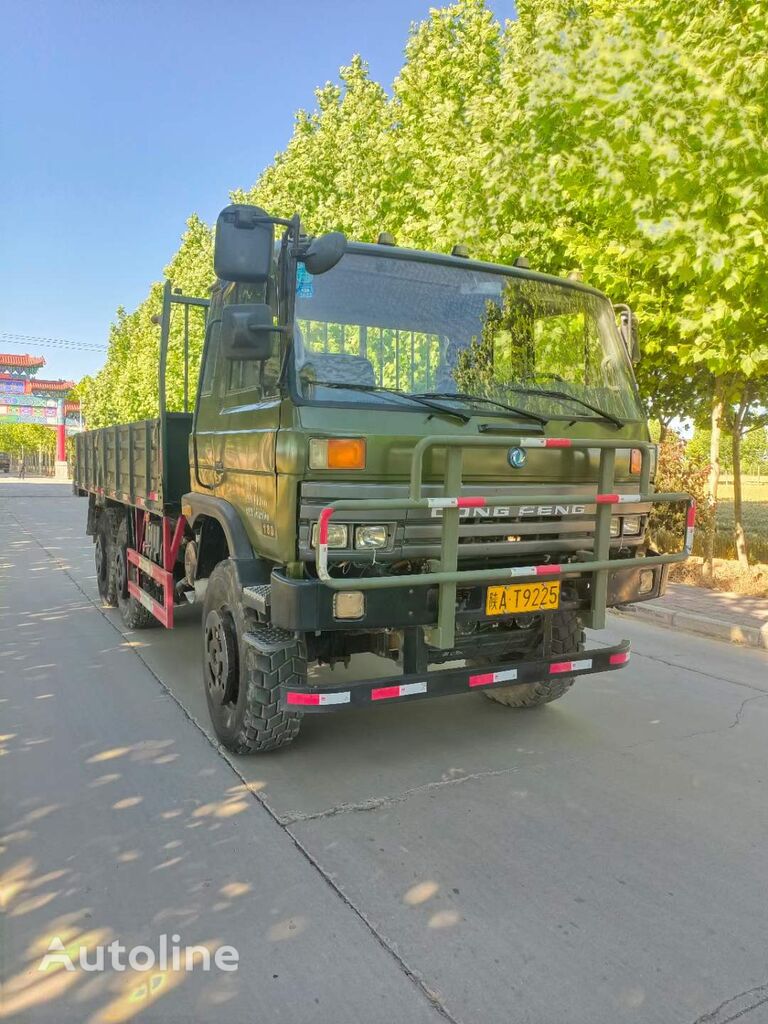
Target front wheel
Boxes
[476,611,584,708]
[202,560,302,754]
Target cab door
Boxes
[215,283,283,556]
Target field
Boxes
[712,477,768,563]
[657,476,768,589]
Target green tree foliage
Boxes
[0,423,57,458]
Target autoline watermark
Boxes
[39,934,239,973]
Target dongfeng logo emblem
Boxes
[508,447,527,469]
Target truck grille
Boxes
[298,482,648,563]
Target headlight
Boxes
[311,522,348,548]
[355,524,388,550]
[622,515,643,536]
[610,516,621,538]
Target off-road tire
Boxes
[95,509,120,607]
[477,611,585,708]
[114,516,157,630]
[202,559,302,754]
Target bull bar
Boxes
[315,436,694,649]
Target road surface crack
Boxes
[692,980,768,1023]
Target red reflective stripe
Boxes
[609,652,630,665]
[596,493,620,504]
[469,672,494,688]
[550,661,573,674]
[545,438,572,448]
[318,507,333,545]
[687,501,696,527]
[535,564,561,575]
[371,685,401,701]
[286,692,321,706]
[457,497,486,508]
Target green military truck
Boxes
[74,204,695,753]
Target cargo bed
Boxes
[73,413,192,512]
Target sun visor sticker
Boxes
[296,264,314,298]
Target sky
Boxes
[0,0,510,384]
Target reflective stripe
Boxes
[596,493,642,504]
[518,438,572,448]
[550,658,592,674]
[468,668,518,688]
[609,652,630,665]
[286,691,351,706]
[508,563,562,578]
[427,496,487,509]
[371,681,427,701]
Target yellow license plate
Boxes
[485,581,560,616]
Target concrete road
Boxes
[2,480,768,1024]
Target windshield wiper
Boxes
[505,386,625,429]
[307,381,470,423]
[421,391,548,426]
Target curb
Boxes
[611,602,768,650]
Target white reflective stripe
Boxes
[509,565,537,577]
[572,659,593,671]
[517,438,546,447]
[400,681,427,696]
[319,691,351,705]
[426,497,459,508]
[317,543,329,579]
[615,493,642,504]
[493,668,518,683]
[685,527,695,551]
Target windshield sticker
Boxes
[296,265,314,298]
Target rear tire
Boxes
[477,611,584,708]
[114,516,157,630]
[202,560,302,754]
[95,512,118,607]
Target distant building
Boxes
[0,353,81,428]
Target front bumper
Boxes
[281,638,631,712]
[269,560,668,633]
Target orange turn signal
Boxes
[629,448,643,475]
[309,438,366,470]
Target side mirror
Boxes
[221,304,279,361]
[302,231,346,275]
[214,204,274,283]
[616,304,640,363]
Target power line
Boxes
[0,331,108,353]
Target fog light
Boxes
[355,524,388,549]
[333,591,365,619]
[311,522,348,548]
[638,569,655,595]
[622,514,643,536]
[610,516,621,538]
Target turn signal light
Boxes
[309,438,366,470]
[629,448,643,474]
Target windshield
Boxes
[293,252,644,422]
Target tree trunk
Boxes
[704,382,724,582]
[731,428,750,568]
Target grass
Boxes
[657,476,768,592]
[711,476,768,564]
